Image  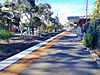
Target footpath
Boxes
[0,32,100,75]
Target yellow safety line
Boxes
[0,32,67,75]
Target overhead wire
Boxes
[79,0,86,18]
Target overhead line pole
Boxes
[86,0,88,24]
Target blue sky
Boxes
[40,0,95,24]
[0,0,95,24]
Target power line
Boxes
[80,0,86,17]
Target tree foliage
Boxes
[0,0,63,36]
[91,0,100,22]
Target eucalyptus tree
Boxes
[43,3,53,32]
[49,17,56,32]
[91,0,100,30]
[23,0,39,35]
[91,0,100,21]
[0,1,13,41]
[1,0,13,31]
[12,0,34,35]
[37,3,53,32]
[22,2,53,34]
[0,5,7,30]
[3,0,10,7]
[15,1,53,35]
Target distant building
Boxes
[67,15,90,27]
[67,16,80,24]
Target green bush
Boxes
[0,29,12,41]
[83,33,93,48]
[83,26,93,48]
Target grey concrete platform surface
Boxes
[19,33,100,75]
[0,32,64,71]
